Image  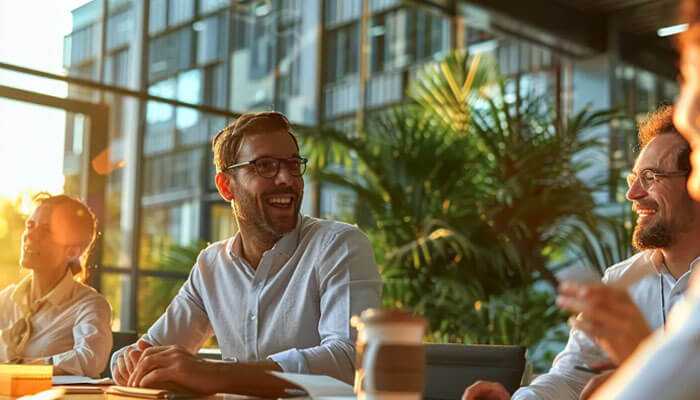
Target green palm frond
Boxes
[409,50,497,133]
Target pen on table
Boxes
[574,364,615,374]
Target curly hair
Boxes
[637,105,691,172]
[212,111,299,173]
[33,193,98,283]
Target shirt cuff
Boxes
[268,348,309,374]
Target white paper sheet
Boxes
[52,375,113,385]
[270,372,355,399]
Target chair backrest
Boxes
[102,331,138,378]
[424,343,526,400]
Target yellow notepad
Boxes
[0,364,53,397]
[105,385,193,399]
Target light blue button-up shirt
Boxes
[513,250,696,400]
[111,215,382,383]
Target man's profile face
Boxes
[228,130,304,240]
[626,135,694,250]
[675,45,700,200]
[20,204,72,273]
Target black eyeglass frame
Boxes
[224,156,309,178]
[626,168,689,191]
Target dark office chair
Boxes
[102,331,138,378]
[424,343,526,400]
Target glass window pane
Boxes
[175,69,202,131]
[101,272,131,332]
[204,64,226,108]
[325,23,359,83]
[149,29,193,82]
[149,0,167,34]
[199,0,229,14]
[139,199,200,269]
[230,12,274,111]
[196,15,225,65]
[324,0,361,26]
[138,276,186,333]
[210,203,236,242]
[276,0,319,124]
[0,198,26,289]
[168,0,194,26]
[107,8,134,51]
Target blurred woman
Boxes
[0,193,112,377]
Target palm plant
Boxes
[302,50,616,352]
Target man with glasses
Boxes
[463,105,700,400]
[111,111,382,396]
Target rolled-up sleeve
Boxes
[512,328,608,400]
[110,256,214,376]
[52,295,113,377]
[513,270,620,400]
[269,227,382,383]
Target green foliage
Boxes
[303,50,619,368]
[409,50,497,132]
[137,241,207,332]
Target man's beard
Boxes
[233,185,301,241]
[632,199,694,250]
[632,220,673,250]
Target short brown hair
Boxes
[33,193,98,283]
[212,111,299,173]
[638,105,691,171]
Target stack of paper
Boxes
[271,372,356,399]
[0,364,53,397]
[52,375,113,386]
[105,385,193,399]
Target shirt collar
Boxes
[645,250,700,275]
[11,269,75,309]
[689,255,700,272]
[229,214,303,260]
[647,250,666,274]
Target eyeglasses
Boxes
[626,168,689,191]
[224,156,308,178]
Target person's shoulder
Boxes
[199,239,230,259]
[603,251,649,283]
[72,281,112,312]
[0,283,16,301]
[300,215,368,243]
[191,239,232,272]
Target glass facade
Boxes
[61,0,678,333]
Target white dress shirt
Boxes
[590,257,700,400]
[512,250,695,400]
[111,215,382,384]
[0,271,113,377]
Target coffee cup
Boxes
[352,309,426,400]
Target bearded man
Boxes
[463,105,700,400]
[110,112,382,397]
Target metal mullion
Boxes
[126,0,151,332]
[0,61,237,119]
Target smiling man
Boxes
[110,111,382,396]
[463,105,700,400]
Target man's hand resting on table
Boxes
[114,339,152,385]
[126,345,297,398]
